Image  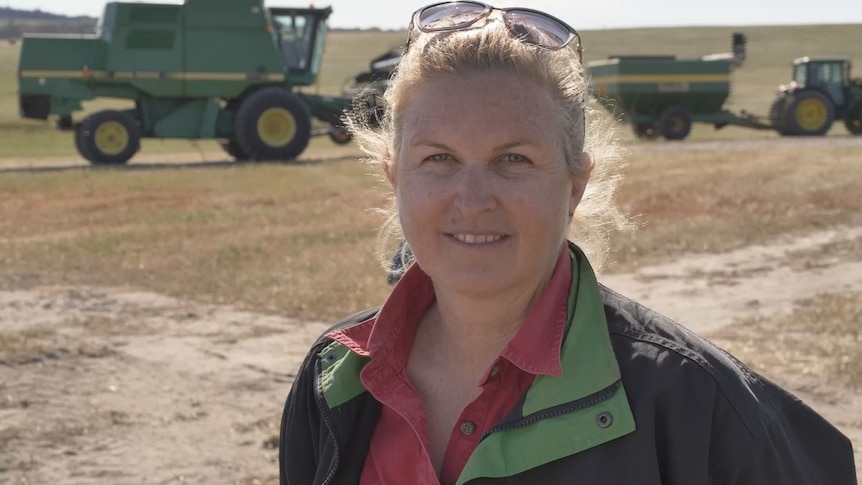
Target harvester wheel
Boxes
[784,90,834,136]
[74,124,94,163]
[657,106,692,141]
[77,110,141,165]
[219,139,249,161]
[328,126,353,145]
[235,88,312,161]
[769,98,788,134]
[633,123,659,140]
[844,108,862,135]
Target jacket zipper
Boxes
[313,357,340,485]
[481,380,621,440]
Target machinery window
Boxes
[273,14,314,71]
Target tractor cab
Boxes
[770,56,862,136]
[790,57,850,107]
[269,7,331,84]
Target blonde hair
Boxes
[348,22,632,273]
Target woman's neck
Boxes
[414,282,546,372]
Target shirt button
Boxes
[489,365,500,378]
[460,421,476,436]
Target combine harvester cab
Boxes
[588,34,773,141]
[17,0,347,164]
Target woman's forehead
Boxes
[399,73,560,136]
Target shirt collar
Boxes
[327,245,571,379]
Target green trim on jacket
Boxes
[317,245,637,482]
[457,246,635,483]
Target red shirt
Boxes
[327,247,572,485]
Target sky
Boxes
[3,0,861,31]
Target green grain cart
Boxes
[587,34,772,141]
[17,0,353,164]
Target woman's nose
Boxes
[455,166,497,215]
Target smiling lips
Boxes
[451,234,506,244]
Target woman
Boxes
[280,2,856,484]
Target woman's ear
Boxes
[569,152,593,214]
[384,159,396,189]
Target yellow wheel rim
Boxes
[257,107,296,147]
[795,98,828,132]
[94,121,129,156]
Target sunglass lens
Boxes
[418,2,487,30]
[505,10,572,48]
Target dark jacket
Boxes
[279,251,856,485]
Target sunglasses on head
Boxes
[406,1,582,60]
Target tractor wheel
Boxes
[633,123,659,140]
[844,108,862,135]
[76,110,141,165]
[784,90,834,136]
[235,88,312,161]
[657,106,692,141]
[219,139,249,161]
[328,126,353,145]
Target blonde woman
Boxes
[279,2,855,484]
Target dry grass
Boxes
[607,143,862,271]
[2,142,861,322]
[0,159,392,321]
[712,290,862,390]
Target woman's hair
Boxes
[347,22,632,273]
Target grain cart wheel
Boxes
[235,88,311,161]
[77,110,141,165]
[218,139,249,161]
[633,123,659,140]
[844,108,862,135]
[328,126,353,145]
[657,106,692,141]
[784,90,834,136]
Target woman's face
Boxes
[391,72,587,300]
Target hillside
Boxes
[0,6,97,40]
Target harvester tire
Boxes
[784,90,834,136]
[219,139,250,161]
[74,124,94,163]
[657,106,692,141]
[77,110,141,165]
[769,98,788,134]
[844,108,862,135]
[235,88,312,161]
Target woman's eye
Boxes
[427,153,451,162]
[502,153,529,163]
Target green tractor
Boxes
[769,57,862,136]
[17,0,354,164]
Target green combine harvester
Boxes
[17,0,354,164]
[588,34,862,140]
